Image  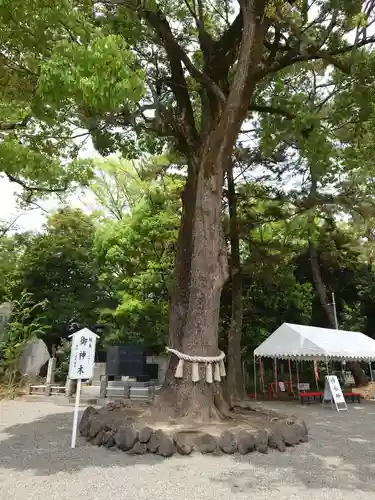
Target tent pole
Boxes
[288,359,293,394]
[313,360,319,390]
[260,359,265,393]
[369,362,373,383]
[325,357,329,375]
[254,354,257,400]
[274,358,278,394]
[296,360,300,393]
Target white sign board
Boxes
[68,328,98,448]
[323,375,347,412]
[68,328,97,380]
[298,382,310,391]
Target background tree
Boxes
[14,208,102,351]
[0,290,47,396]
[94,165,182,351]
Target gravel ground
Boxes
[1,397,375,500]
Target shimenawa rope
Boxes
[166,347,226,383]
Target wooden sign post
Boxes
[68,328,98,448]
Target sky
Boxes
[0,170,98,233]
[0,177,51,231]
[0,136,98,232]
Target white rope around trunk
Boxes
[166,347,226,383]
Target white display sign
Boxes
[323,375,347,412]
[68,328,99,449]
[68,328,97,380]
[298,382,310,391]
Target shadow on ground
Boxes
[211,402,375,494]
[0,407,163,476]
[1,399,375,495]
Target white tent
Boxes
[254,322,375,361]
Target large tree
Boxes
[2,0,375,419]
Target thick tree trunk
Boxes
[176,159,228,420]
[226,160,246,403]
[153,1,267,421]
[154,154,228,422]
[156,161,197,407]
[309,242,366,386]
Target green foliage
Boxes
[55,339,71,382]
[2,0,373,196]
[0,0,96,200]
[14,208,102,348]
[0,290,47,396]
[94,161,182,350]
[2,157,375,371]
[38,35,145,113]
[221,183,315,358]
[89,156,149,220]
[0,236,18,300]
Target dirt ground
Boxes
[1,396,375,500]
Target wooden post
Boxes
[66,376,74,397]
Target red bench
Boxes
[299,391,323,404]
[343,392,361,403]
[299,391,361,404]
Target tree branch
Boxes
[263,26,375,77]
[0,215,22,239]
[143,8,226,104]
[318,4,340,49]
[249,104,295,120]
[5,173,68,194]
[182,0,197,22]
[0,114,32,131]
[196,0,214,57]
[213,12,242,70]
[215,12,242,53]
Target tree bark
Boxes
[309,242,337,328]
[226,160,246,403]
[309,241,366,386]
[152,1,267,421]
[153,152,229,421]
[155,161,198,408]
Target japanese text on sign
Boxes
[68,328,97,380]
[327,375,346,404]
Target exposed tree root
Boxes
[148,399,231,424]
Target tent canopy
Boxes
[254,323,375,361]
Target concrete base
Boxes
[81,382,161,400]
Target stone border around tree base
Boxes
[79,404,308,458]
